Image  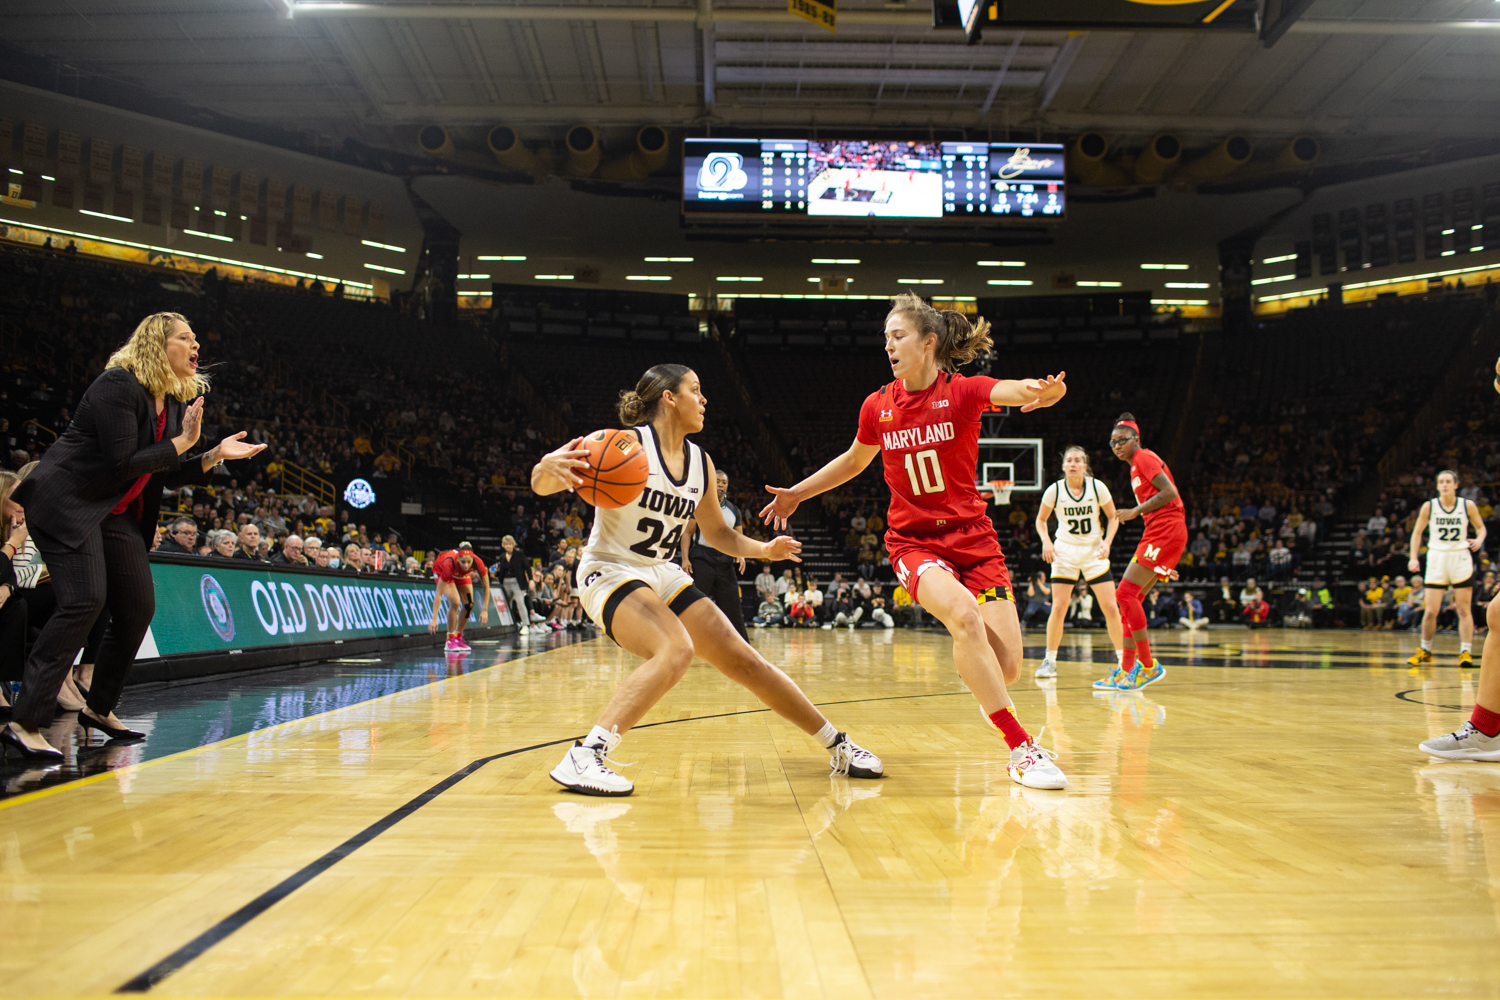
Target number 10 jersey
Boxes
[582,424,707,567]
[856,372,999,536]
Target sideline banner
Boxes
[146,558,514,658]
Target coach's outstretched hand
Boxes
[760,486,800,530]
[1019,372,1067,412]
[763,534,802,563]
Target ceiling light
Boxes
[644,256,693,262]
[978,260,1025,267]
[1164,282,1210,289]
[808,277,855,283]
[899,278,943,284]
[1140,263,1189,270]
[40,174,55,181]
[213,210,227,217]
[534,274,573,280]
[362,239,406,253]
[717,276,762,282]
[812,258,861,264]
[456,273,490,279]
[626,275,672,281]
[78,210,133,224]
[986,279,1033,286]
[6,168,20,176]
[1261,254,1297,264]
[184,229,233,242]
[364,262,405,274]
[1151,299,1209,306]
[1250,274,1296,285]
[1076,280,1122,287]
[306,252,324,259]
[1443,229,1455,235]
[478,254,526,261]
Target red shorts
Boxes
[887,519,1013,606]
[437,574,474,587]
[1133,518,1188,581]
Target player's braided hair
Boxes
[888,292,993,372]
[618,363,692,426]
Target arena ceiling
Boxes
[4,0,1500,184]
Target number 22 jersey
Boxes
[582,424,706,567]
[856,372,998,536]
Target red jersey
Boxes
[1128,448,1185,527]
[433,549,487,584]
[857,372,998,536]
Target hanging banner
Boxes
[789,0,836,32]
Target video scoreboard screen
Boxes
[683,138,1065,220]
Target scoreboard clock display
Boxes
[683,137,1066,221]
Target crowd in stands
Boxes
[747,567,905,629]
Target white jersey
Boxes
[582,424,707,567]
[1041,476,1113,546]
[1426,497,1473,552]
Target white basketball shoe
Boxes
[551,728,634,796]
[1419,721,1500,762]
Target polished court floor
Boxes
[2,627,1498,997]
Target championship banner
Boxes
[145,559,514,659]
[789,0,835,32]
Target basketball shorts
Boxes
[1132,519,1188,581]
[1425,549,1474,589]
[1050,539,1112,585]
[888,519,1012,607]
[577,556,706,639]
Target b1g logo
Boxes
[200,574,235,642]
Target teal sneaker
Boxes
[1118,660,1166,690]
[1091,665,1130,690]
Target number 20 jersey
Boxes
[856,372,999,536]
[582,424,706,567]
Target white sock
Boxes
[582,724,617,751]
[1044,648,1057,663]
[1462,642,1473,654]
[1421,639,1432,652]
[814,721,840,748]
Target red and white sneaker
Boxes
[1008,730,1068,790]
[443,636,462,651]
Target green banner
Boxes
[145,558,511,657]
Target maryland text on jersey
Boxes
[881,421,956,452]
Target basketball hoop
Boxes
[989,480,1014,506]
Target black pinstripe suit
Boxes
[11,367,214,729]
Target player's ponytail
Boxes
[887,292,993,372]
[618,363,692,426]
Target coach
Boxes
[1,312,264,759]
[681,468,749,639]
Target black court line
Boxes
[1395,686,1473,711]
[115,662,1373,994]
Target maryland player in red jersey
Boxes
[428,541,491,652]
[760,292,1070,789]
[1094,413,1187,692]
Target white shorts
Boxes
[577,556,705,637]
[1050,540,1112,585]
[1425,549,1475,589]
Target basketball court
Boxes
[3,628,1495,998]
[807,167,945,219]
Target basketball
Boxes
[577,428,650,508]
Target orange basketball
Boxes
[577,428,650,509]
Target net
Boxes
[988,480,1014,505]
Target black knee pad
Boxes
[461,599,474,620]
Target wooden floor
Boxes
[3,627,1499,998]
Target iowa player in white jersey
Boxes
[1033,445,1124,679]
[532,364,882,796]
[1407,470,1488,667]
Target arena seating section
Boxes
[4,238,1496,626]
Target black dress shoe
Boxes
[0,724,63,760]
[77,711,145,741]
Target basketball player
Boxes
[1034,445,1124,680]
[760,293,1070,789]
[680,468,749,639]
[1420,357,1500,761]
[427,542,490,652]
[1094,413,1187,692]
[1406,470,1487,667]
[534,364,882,797]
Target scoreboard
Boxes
[683,137,1066,221]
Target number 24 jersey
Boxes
[857,372,998,536]
[582,424,706,567]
